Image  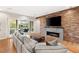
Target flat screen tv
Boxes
[46,16,61,26]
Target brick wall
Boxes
[39,16,46,35]
[62,7,79,43]
[38,7,79,43]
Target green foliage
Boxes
[19,23,28,29]
[10,20,16,28]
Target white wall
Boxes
[0,12,36,40]
[0,13,9,40]
[33,19,40,32]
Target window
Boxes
[9,19,34,34]
[10,20,16,34]
[17,20,34,32]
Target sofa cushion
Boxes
[36,43,46,46]
[11,34,17,48]
[16,39,22,53]
[35,45,67,53]
[22,45,31,53]
[15,31,25,44]
[35,45,66,50]
[18,35,27,44]
[24,37,37,52]
[35,49,67,53]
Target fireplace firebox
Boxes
[45,27,63,40]
[47,31,59,37]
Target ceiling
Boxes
[0,6,75,17]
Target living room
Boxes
[0,6,79,53]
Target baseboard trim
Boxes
[0,37,10,40]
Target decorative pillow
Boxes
[47,39,57,46]
[46,36,59,46]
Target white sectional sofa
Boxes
[22,45,31,53]
[35,45,67,53]
[12,31,68,53]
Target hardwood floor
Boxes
[0,37,79,53]
[46,35,79,53]
[60,40,79,53]
[0,38,16,53]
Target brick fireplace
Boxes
[38,7,79,43]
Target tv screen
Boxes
[46,16,61,26]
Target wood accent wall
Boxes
[38,7,79,43]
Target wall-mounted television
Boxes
[46,16,61,26]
